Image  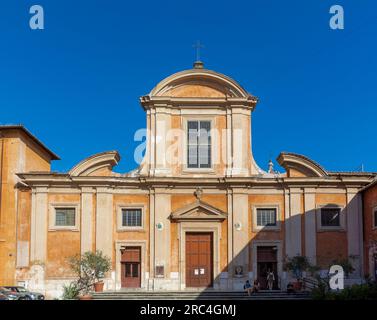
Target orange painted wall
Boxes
[0,129,53,285]
[170,221,179,273]
[14,189,32,281]
[24,140,51,172]
[46,194,81,278]
[113,194,150,271]
[315,193,347,268]
[248,194,285,269]
[0,137,19,285]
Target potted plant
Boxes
[284,255,312,291]
[68,250,111,299]
[93,251,111,292]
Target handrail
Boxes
[302,277,318,290]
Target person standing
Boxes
[266,269,275,290]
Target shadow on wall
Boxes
[195,201,362,295]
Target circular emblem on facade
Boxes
[156,222,164,230]
[234,222,242,231]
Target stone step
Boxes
[93,296,310,300]
[92,291,311,300]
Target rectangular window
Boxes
[374,210,377,228]
[122,209,142,227]
[256,208,277,227]
[187,120,211,168]
[55,208,76,227]
[321,208,341,227]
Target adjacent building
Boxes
[361,179,377,280]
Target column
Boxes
[149,189,155,281]
[346,188,363,277]
[286,188,302,257]
[227,189,233,278]
[304,188,316,264]
[30,187,48,262]
[230,108,250,176]
[81,187,94,254]
[225,108,232,176]
[95,187,113,260]
[153,191,171,281]
[154,108,171,176]
[232,191,249,277]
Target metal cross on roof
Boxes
[193,40,204,62]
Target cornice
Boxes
[16,173,374,190]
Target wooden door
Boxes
[257,246,278,289]
[121,247,141,288]
[185,232,213,287]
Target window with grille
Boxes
[256,208,277,227]
[55,208,76,226]
[122,209,142,227]
[187,120,211,168]
[321,208,341,227]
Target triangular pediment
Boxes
[170,200,227,221]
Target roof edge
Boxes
[0,125,60,160]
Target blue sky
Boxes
[0,0,376,173]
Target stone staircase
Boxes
[92,290,311,300]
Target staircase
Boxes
[92,290,311,300]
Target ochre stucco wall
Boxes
[113,194,150,271]
[0,131,52,285]
[248,194,285,269]
[46,194,81,278]
[315,193,348,268]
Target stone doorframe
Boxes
[251,240,283,286]
[115,240,147,290]
[178,222,222,290]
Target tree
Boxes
[67,250,111,296]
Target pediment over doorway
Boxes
[170,200,227,222]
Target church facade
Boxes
[0,63,376,298]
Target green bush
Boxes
[312,282,377,300]
[62,282,80,300]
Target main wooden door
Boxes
[185,232,213,287]
[121,247,141,288]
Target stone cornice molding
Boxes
[277,152,328,177]
[170,199,227,222]
[69,151,120,177]
[149,68,254,98]
[140,68,258,111]
[16,173,374,190]
[140,96,256,111]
